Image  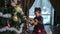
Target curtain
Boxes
[21,0,35,16]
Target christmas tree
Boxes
[0,0,28,34]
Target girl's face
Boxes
[35,11,40,17]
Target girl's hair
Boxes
[34,8,41,13]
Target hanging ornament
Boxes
[6,21,10,28]
[26,24,28,31]
[15,6,23,12]
[23,16,27,20]
[24,24,28,34]
[11,1,16,7]
[13,15,18,21]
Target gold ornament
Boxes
[13,15,18,21]
[23,16,27,20]
[15,6,23,12]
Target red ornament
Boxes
[26,24,28,31]
[24,24,28,34]
[6,21,10,28]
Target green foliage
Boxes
[0,0,27,34]
[0,30,17,34]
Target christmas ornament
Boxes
[23,16,27,20]
[15,6,23,12]
[26,24,28,31]
[24,24,28,34]
[0,0,28,34]
[13,15,18,21]
[6,21,10,28]
[11,1,16,7]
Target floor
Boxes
[44,25,52,34]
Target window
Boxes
[29,0,54,25]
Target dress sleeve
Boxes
[39,16,43,24]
